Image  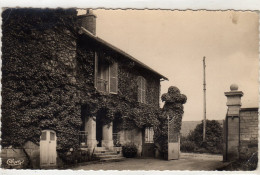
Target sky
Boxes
[85,10,258,121]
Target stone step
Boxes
[94,147,107,152]
[96,154,122,159]
[99,156,126,162]
[94,152,118,156]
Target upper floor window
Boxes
[137,76,146,103]
[94,53,118,94]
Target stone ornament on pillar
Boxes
[225,84,243,116]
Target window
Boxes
[137,76,146,103]
[145,127,154,143]
[40,131,47,140]
[95,53,118,93]
[50,132,55,141]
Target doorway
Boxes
[142,127,155,157]
[40,130,57,167]
[96,109,105,147]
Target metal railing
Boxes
[113,133,121,147]
[79,131,88,147]
[97,78,108,92]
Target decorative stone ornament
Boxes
[230,84,238,91]
[225,84,243,116]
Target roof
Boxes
[240,107,258,111]
[79,27,168,81]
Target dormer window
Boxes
[94,53,118,94]
[137,76,146,103]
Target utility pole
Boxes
[203,57,206,142]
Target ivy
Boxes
[2,8,172,161]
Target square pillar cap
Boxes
[225,91,243,97]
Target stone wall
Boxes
[239,108,258,159]
[224,84,258,161]
[1,141,40,169]
[118,128,143,156]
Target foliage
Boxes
[218,152,258,171]
[154,86,187,156]
[182,120,223,154]
[2,8,81,155]
[1,8,164,163]
[59,149,99,165]
[122,143,138,158]
[180,140,196,152]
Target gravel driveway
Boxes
[72,153,228,171]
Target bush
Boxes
[122,143,138,158]
[59,149,99,165]
[186,120,223,154]
[180,140,196,152]
[180,120,223,154]
[188,120,222,144]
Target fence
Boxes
[79,131,88,147]
[113,133,121,147]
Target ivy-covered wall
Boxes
[2,9,82,155]
[2,8,163,159]
[77,34,161,109]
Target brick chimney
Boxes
[78,9,96,35]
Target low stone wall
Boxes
[118,128,143,156]
[1,141,40,169]
[239,108,258,160]
[1,148,28,169]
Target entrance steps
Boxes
[94,147,125,162]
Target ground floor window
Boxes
[145,127,154,143]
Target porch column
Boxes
[85,117,97,149]
[224,84,243,161]
[102,122,113,149]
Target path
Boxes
[72,153,229,171]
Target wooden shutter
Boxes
[109,62,118,94]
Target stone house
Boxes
[1,9,168,168]
[76,10,168,154]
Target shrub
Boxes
[122,143,138,158]
[59,149,100,165]
[187,120,223,154]
[180,140,196,152]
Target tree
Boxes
[187,120,223,153]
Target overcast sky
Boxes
[89,10,258,121]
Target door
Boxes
[96,115,103,147]
[142,127,155,157]
[40,130,57,167]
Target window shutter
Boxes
[109,62,118,94]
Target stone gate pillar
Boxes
[102,122,113,150]
[85,117,97,149]
[224,84,243,161]
[161,86,187,160]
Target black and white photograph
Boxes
[0,5,259,172]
